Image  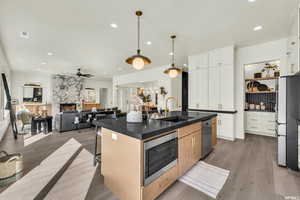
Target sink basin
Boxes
[159,116,193,122]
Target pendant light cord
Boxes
[137,14,140,53]
[172,36,175,67]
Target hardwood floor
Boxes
[0,127,299,200]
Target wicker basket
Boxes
[0,151,23,180]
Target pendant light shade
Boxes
[126,11,151,70]
[164,35,182,78]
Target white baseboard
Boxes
[217,135,235,141]
[245,130,276,137]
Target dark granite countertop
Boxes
[92,111,217,140]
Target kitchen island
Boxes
[94,111,217,200]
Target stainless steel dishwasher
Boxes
[201,119,213,158]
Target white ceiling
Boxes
[0,0,298,80]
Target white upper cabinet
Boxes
[189,53,209,69]
[220,46,234,65]
[209,45,234,66]
[189,45,235,111]
[189,68,199,109]
[219,65,234,111]
[209,49,220,67]
[198,68,209,109]
[208,66,220,110]
[188,55,209,109]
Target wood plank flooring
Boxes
[1,127,300,200]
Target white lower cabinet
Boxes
[217,113,235,141]
[245,111,276,137]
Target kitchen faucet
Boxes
[165,96,177,113]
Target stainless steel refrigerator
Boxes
[277,75,299,171]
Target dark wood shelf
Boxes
[245,77,279,81]
[246,91,277,94]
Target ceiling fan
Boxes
[75,68,94,78]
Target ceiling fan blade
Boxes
[82,74,94,78]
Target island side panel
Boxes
[101,128,143,200]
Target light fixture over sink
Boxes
[164,35,182,78]
[126,10,151,70]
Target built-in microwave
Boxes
[143,131,178,185]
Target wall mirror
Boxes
[23,84,43,103]
[84,88,96,103]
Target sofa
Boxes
[55,109,121,132]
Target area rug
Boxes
[179,161,230,199]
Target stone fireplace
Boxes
[52,75,84,115]
[60,103,77,112]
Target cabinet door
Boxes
[178,135,193,177]
[198,68,209,109]
[189,68,199,109]
[189,53,209,69]
[218,114,235,141]
[192,131,201,163]
[220,46,234,65]
[209,49,221,67]
[219,65,234,111]
[209,66,220,110]
[198,53,209,68]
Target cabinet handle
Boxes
[159,177,171,188]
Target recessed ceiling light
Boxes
[253,25,263,31]
[248,0,256,2]
[110,23,118,28]
[20,31,29,39]
[47,52,54,56]
[41,62,47,65]
[169,52,174,56]
[146,41,152,45]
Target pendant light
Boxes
[126,11,151,70]
[164,35,182,78]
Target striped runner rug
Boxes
[179,161,230,199]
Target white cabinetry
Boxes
[245,111,276,137]
[208,45,235,111]
[216,113,235,141]
[220,65,234,111]
[208,66,220,110]
[188,54,209,109]
[188,45,235,141]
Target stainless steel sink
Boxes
[158,116,193,122]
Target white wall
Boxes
[0,40,11,141]
[84,79,113,107]
[11,71,113,113]
[11,71,53,104]
[235,38,288,139]
[113,65,182,110]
